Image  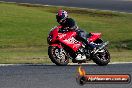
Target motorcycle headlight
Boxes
[47,35,53,44]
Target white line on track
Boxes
[0,62,132,67]
[69,62,132,65]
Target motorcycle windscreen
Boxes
[60,37,82,52]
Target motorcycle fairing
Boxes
[88,33,101,42]
[58,31,82,52]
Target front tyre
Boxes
[48,46,69,66]
[92,48,110,66]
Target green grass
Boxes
[0,47,51,64]
[0,2,132,63]
[110,50,132,62]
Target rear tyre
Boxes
[48,46,69,66]
[92,48,110,66]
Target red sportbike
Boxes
[47,26,110,66]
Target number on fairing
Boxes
[68,37,78,44]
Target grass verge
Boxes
[0,2,132,63]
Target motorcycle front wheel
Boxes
[92,48,110,66]
[48,46,69,66]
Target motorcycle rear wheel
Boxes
[48,46,69,66]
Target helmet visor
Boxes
[56,15,65,23]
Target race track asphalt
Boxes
[0,0,132,12]
[0,63,132,88]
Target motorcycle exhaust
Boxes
[94,41,109,54]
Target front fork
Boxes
[93,41,109,54]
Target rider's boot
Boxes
[75,47,86,61]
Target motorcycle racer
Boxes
[56,9,97,60]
